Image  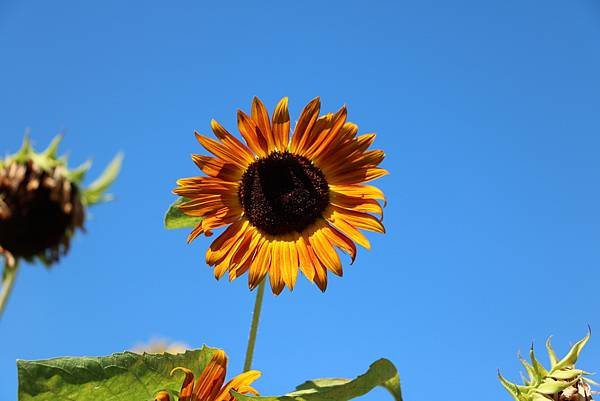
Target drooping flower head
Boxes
[154,350,260,401]
[499,331,597,401]
[0,135,122,268]
[174,97,387,294]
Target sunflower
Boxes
[0,136,121,268]
[154,350,260,401]
[174,97,387,294]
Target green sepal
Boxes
[67,160,92,185]
[546,336,558,369]
[518,353,536,385]
[41,135,63,158]
[164,197,203,230]
[498,371,530,401]
[82,153,123,205]
[550,369,585,381]
[529,346,548,381]
[535,377,579,395]
[551,329,591,373]
[233,359,402,401]
[14,135,33,162]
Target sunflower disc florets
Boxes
[0,135,122,268]
[499,331,598,401]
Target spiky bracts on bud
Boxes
[0,135,122,268]
[499,330,597,401]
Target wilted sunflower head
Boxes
[172,97,387,294]
[0,135,122,268]
[499,330,597,401]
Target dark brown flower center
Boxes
[0,161,84,265]
[238,151,329,235]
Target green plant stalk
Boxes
[243,279,266,372]
[0,263,19,320]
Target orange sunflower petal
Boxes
[295,113,334,157]
[194,132,250,170]
[331,205,385,233]
[192,350,227,401]
[213,370,261,401]
[323,206,371,249]
[305,240,328,291]
[308,222,343,277]
[251,97,276,152]
[330,193,384,220]
[281,235,299,290]
[318,133,377,173]
[321,222,357,263]
[228,227,261,281]
[200,208,241,236]
[272,97,290,151]
[206,220,248,265]
[295,234,315,282]
[337,121,359,143]
[268,240,285,295]
[327,150,386,178]
[290,97,321,153]
[187,221,207,243]
[170,367,195,401]
[174,177,238,197]
[237,110,268,157]
[178,194,238,217]
[191,154,243,182]
[330,184,386,203]
[210,119,255,164]
[305,106,347,160]
[248,237,271,290]
[328,167,389,185]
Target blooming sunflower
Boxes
[174,97,387,294]
[154,350,260,401]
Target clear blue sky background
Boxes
[1,1,599,400]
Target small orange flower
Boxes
[155,350,260,401]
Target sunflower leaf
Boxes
[233,358,402,401]
[164,197,203,229]
[18,346,218,401]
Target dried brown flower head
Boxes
[0,135,122,268]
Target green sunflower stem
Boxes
[243,279,266,372]
[0,262,19,320]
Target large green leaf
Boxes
[234,358,402,401]
[18,346,218,401]
[164,197,202,229]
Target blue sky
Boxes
[1,1,600,400]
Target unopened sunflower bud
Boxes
[499,330,597,401]
[0,135,122,267]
